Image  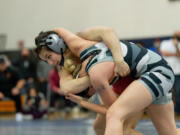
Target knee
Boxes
[106,107,127,124]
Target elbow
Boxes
[54,28,60,33]
[101,26,115,38]
[53,27,65,34]
[60,82,73,93]
[59,80,67,92]
[60,83,68,93]
[103,26,114,33]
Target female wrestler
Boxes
[61,57,143,135]
[34,32,143,135]
[34,26,177,135]
[72,27,177,135]
[66,76,144,135]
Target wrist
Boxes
[113,53,124,62]
[114,59,124,63]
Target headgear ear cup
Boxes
[38,32,67,66]
[45,34,67,54]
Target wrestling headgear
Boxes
[37,32,67,66]
[39,33,67,54]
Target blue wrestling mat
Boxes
[0,119,179,135]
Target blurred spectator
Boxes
[13,48,37,93]
[160,32,180,112]
[49,67,76,110]
[0,55,24,121]
[23,86,47,119]
[149,38,162,55]
[174,30,180,38]
[17,40,25,50]
[49,67,66,109]
[36,60,52,98]
[136,42,144,47]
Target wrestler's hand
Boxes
[114,60,130,77]
[65,93,84,104]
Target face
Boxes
[0,63,7,72]
[39,47,62,66]
[29,88,37,97]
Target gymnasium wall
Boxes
[0,0,180,50]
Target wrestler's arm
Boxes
[54,27,80,43]
[54,27,83,56]
[66,93,107,115]
[160,51,178,57]
[54,27,123,61]
[58,67,91,95]
[174,39,180,57]
[77,26,123,61]
[160,39,180,57]
[77,26,130,76]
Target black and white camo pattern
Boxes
[79,41,175,104]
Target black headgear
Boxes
[0,55,7,64]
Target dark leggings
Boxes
[10,94,22,113]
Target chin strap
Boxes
[59,49,64,66]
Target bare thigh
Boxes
[107,80,153,121]
[94,112,143,135]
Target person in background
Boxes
[160,32,180,113]
[149,38,162,55]
[13,48,37,94]
[23,86,47,119]
[0,55,24,121]
[49,66,75,110]
[17,40,25,50]
[36,60,52,98]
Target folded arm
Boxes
[77,26,123,61]
[77,26,130,76]
[58,67,91,95]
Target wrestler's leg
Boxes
[124,111,144,135]
[104,80,153,135]
[88,62,145,135]
[147,102,177,135]
[177,128,180,135]
[93,114,106,135]
[93,112,144,135]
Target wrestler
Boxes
[34,26,177,135]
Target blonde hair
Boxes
[63,49,82,78]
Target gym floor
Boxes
[0,119,180,135]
